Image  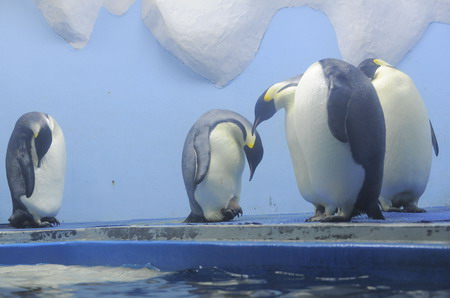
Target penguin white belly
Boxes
[294,63,365,213]
[194,123,244,222]
[374,71,432,203]
[284,107,316,203]
[21,126,66,220]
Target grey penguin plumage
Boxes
[358,58,439,212]
[6,112,66,228]
[253,58,385,222]
[182,109,263,223]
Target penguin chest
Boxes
[194,126,244,221]
[284,107,315,201]
[22,129,66,219]
[374,73,432,199]
[294,64,364,209]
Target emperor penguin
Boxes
[253,58,386,222]
[182,109,264,223]
[6,112,66,228]
[252,75,313,203]
[358,58,439,212]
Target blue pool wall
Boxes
[0,241,449,284]
[0,1,449,222]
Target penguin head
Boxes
[252,75,302,135]
[358,58,393,79]
[243,129,264,181]
[16,112,54,167]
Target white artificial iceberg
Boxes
[33,0,135,49]
[34,0,450,86]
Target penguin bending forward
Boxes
[358,58,439,212]
[253,58,386,222]
[182,109,264,223]
[6,112,66,228]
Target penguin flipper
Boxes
[322,59,385,219]
[325,68,351,143]
[345,84,386,219]
[17,138,35,198]
[192,128,211,185]
[430,120,439,156]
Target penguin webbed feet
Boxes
[306,205,352,222]
[385,206,426,213]
[9,210,60,228]
[40,217,60,227]
[221,207,243,221]
[403,205,426,213]
[306,215,351,223]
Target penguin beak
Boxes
[252,116,261,136]
[244,132,264,181]
[252,91,277,136]
[244,146,257,181]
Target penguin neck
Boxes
[274,92,295,112]
[217,122,246,146]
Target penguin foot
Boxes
[306,205,329,222]
[318,215,351,223]
[385,207,403,212]
[40,217,60,227]
[221,207,243,221]
[306,214,327,222]
[403,206,426,213]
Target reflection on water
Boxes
[0,264,448,297]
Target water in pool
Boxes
[0,264,448,297]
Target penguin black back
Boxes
[320,59,386,219]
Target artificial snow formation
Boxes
[34,0,450,86]
[33,0,135,49]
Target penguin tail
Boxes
[365,201,385,220]
[183,212,207,223]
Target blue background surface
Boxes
[0,1,449,223]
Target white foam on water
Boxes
[0,264,164,289]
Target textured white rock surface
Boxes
[34,0,450,85]
[315,0,450,66]
[142,0,450,86]
[33,0,135,49]
[142,0,285,87]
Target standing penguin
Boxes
[182,109,263,223]
[6,112,66,228]
[253,58,386,222]
[358,58,439,212]
[252,75,316,204]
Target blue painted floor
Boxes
[64,205,450,228]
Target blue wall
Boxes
[0,1,448,223]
